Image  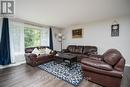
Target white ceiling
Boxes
[15,0,130,28]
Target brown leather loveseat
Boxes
[62,45,97,62]
[81,49,125,87]
[25,46,56,66]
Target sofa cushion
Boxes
[81,64,122,78]
[32,48,40,56]
[67,45,76,53]
[39,48,46,54]
[76,54,88,58]
[83,46,97,55]
[88,56,102,61]
[75,46,84,54]
[81,58,113,71]
[45,48,52,54]
[103,49,122,66]
[88,55,104,61]
[25,48,34,53]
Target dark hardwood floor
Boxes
[0,63,129,87]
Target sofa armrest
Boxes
[50,50,57,55]
[114,58,125,72]
[25,53,37,60]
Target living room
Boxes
[0,0,130,87]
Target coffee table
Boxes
[54,53,77,67]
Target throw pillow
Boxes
[45,48,52,54]
[104,53,121,66]
[32,48,40,56]
[56,53,59,56]
[39,48,46,54]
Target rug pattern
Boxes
[38,61,83,86]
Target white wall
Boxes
[62,15,130,66]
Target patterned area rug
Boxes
[38,61,83,86]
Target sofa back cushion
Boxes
[75,46,84,54]
[103,49,122,66]
[25,46,48,53]
[83,46,97,55]
[67,45,76,53]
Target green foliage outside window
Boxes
[24,27,41,48]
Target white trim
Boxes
[125,64,130,67]
[0,61,26,69]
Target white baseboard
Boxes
[0,61,26,69]
[125,64,130,67]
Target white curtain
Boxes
[40,28,49,46]
[9,21,25,63]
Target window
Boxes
[9,21,49,63]
[24,24,49,48]
[24,27,41,48]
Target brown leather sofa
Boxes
[25,46,56,66]
[62,45,97,62]
[81,49,125,87]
